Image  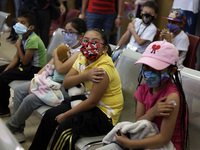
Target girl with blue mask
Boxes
[160,9,189,67]
[97,41,189,150]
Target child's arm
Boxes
[3,53,19,72]
[117,30,132,47]
[53,49,81,74]
[116,93,179,149]
[127,21,149,45]
[56,70,109,123]
[136,97,175,121]
[63,67,105,90]
[15,39,35,66]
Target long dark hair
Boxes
[87,28,112,57]
[65,18,87,35]
[137,65,189,150]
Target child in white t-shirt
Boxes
[112,1,158,61]
[160,9,189,67]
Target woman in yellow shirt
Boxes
[29,29,124,150]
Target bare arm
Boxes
[117,30,132,46]
[58,0,66,14]
[53,50,81,74]
[127,21,148,45]
[15,39,35,66]
[115,0,124,27]
[56,70,109,123]
[81,0,89,21]
[4,53,19,72]
[116,93,179,149]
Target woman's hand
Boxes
[115,129,130,148]
[86,68,106,83]
[150,97,175,117]
[55,113,68,124]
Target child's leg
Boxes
[50,107,113,150]
[29,100,71,150]
[6,83,45,133]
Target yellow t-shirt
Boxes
[73,53,124,125]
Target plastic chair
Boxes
[153,28,161,42]
[183,34,200,69]
[0,11,11,62]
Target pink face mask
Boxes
[80,42,101,60]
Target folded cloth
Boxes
[30,64,64,106]
[102,120,175,150]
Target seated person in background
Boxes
[29,29,124,150]
[97,41,189,150]
[0,9,47,117]
[113,1,158,61]
[160,8,189,67]
[6,18,87,143]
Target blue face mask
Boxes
[167,24,180,33]
[13,22,28,35]
[64,33,79,47]
[141,68,170,88]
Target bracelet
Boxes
[117,15,123,18]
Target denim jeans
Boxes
[184,11,198,35]
[86,12,116,34]
[6,82,45,133]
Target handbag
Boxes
[49,0,60,20]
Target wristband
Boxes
[117,15,123,18]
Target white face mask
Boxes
[64,33,79,47]
[13,22,29,35]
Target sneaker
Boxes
[14,132,25,143]
[3,23,10,32]
[0,109,10,117]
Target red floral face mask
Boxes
[80,42,101,60]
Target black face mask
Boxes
[141,13,154,25]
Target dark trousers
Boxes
[29,100,113,150]
[0,64,41,111]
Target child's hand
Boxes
[150,97,175,117]
[115,129,130,148]
[127,21,135,32]
[15,39,21,48]
[55,113,68,124]
[160,29,173,42]
[86,68,105,83]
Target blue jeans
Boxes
[6,82,45,133]
[86,12,116,34]
[184,11,198,35]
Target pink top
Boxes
[134,80,185,150]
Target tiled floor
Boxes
[0,31,42,150]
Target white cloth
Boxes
[30,64,64,106]
[69,45,81,55]
[172,30,189,66]
[127,18,157,53]
[172,0,199,14]
[102,120,175,150]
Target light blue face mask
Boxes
[141,68,170,88]
[64,33,79,48]
[13,22,28,35]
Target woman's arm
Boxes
[116,93,179,149]
[56,71,109,123]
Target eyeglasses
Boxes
[62,30,78,35]
[80,39,104,46]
